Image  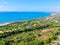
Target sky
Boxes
[0,0,60,12]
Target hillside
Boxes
[0,14,60,45]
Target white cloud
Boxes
[0,5,4,8]
[0,0,8,9]
[4,2,8,4]
[56,7,60,12]
[0,0,8,4]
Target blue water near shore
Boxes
[0,12,51,24]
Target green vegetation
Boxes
[0,15,60,45]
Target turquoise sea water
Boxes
[0,12,51,24]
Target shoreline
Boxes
[0,16,51,26]
[0,23,11,26]
[0,14,52,26]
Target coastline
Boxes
[0,23,11,26]
[0,12,52,26]
[0,15,51,26]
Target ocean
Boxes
[0,12,51,24]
